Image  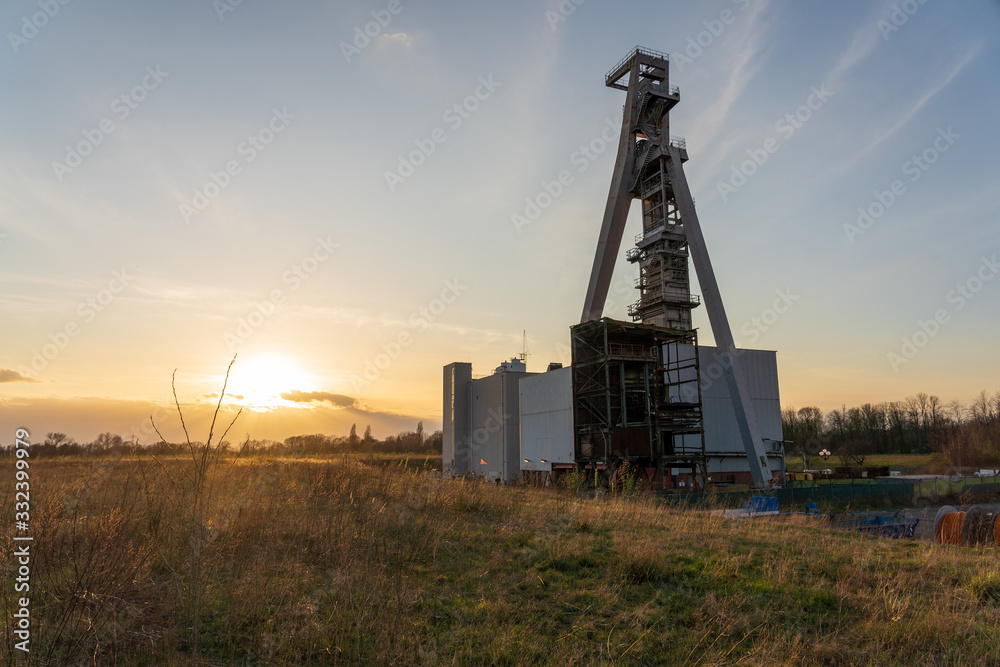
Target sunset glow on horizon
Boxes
[2,1,999,445]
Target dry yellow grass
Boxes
[3,454,1000,665]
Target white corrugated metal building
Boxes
[693,346,785,484]
[519,366,574,473]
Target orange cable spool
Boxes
[934,505,956,543]
[940,511,965,546]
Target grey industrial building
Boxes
[443,345,785,488]
[442,358,532,483]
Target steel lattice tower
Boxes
[580,47,774,488]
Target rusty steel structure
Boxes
[570,318,706,490]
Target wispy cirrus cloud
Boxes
[378,32,414,48]
[821,7,886,93]
[682,0,775,189]
[832,45,981,172]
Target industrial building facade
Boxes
[443,358,533,483]
[442,336,785,488]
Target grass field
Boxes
[785,453,940,474]
[4,453,1000,665]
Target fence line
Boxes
[667,477,1000,508]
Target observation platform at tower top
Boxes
[606,46,671,90]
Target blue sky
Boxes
[1,0,998,442]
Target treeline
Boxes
[1,423,443,458]
[253,422,442,456]
[783,390,1000,467]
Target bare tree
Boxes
[928,395,941,428]
[838,438,869,468]
[946,399,965,425]
[971,390,991,422]
[145,356,243,659]
[44,432,69,447]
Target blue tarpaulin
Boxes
[749,496,780,513]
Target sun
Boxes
[223,354,314,410]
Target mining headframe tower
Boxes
[443,47,784,491]
[578,46,774,489]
